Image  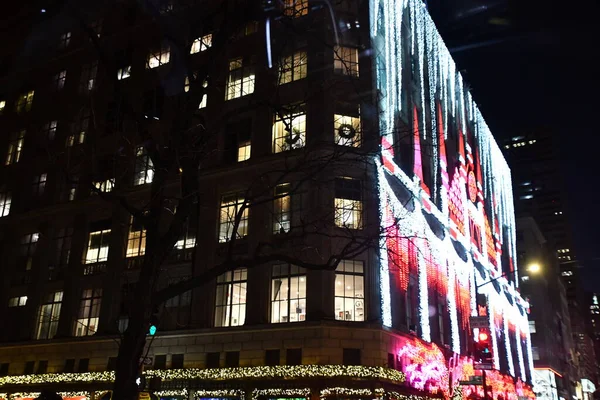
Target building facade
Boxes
[0,1,534,399]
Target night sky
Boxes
[429,0,600,290]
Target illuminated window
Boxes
[147,46,171,69]
[5,130,25,165]
[237,140,251,162]
[43,121,58,141]
[0,190,11,217]
[85,229,111,264]
[55,70,67,90]
[35,291,63,340]
[165,277,192,313]
[8,296,27,307]
[271,264,306,323]
[80,63,97,93]
[16,91,34,113]
[334,46,359,77]
[134,146,154,185]
[334,177,362,229]
[60,32,71,48]
[218,193,249,243]
[175,219,196,250]
[93,178,114,193]
[117,66,131,80]
[21,233,39,271]
[272,106,306,153]
[184,76,208,108]
[0,100,5,114]
[190,34,212,54]
[279,51,307,84]
[214,269,247,327]
[273,183,291,234]
[126,218,146,258]
[334,113,361,147]
[74,289,102,336]
[68,109,90,147]
[225,58,255,100]
[335,260,365,321]
[529,320,536,333]
[32,173,48,195]
[282,0,308,17]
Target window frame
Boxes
[334,177,363,229]
[225,57,255,100]
[5,130,25,165]
[278,51,307,85]
[282,0,309,17]
[74,289,102,336]
[16,91,34,113]
[335,260,365,322]
[333,46,359,77]
[272,106,306,153]
[0,189,11,217]
[334,113,362,147]
[134,146,154,185]
[147,46,171,69]
[270,264,307,324]
[214,269,247,327]
[35,291,63,340]
[190,34,212,54]
[273,183,292,234]
[126,217,146,258]
[218,193,249,243]
[84,229,111,264]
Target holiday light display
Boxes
[251,388,310,400]
[370,0,534,391]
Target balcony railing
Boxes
[83,262,107,276]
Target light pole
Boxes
[476,263,541,290]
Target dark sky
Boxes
[429,0,600,290]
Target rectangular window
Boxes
[0,100,5,114]
[68,109,90,147]
[35,291,63,340]
[117,66,131,80]
[55,70,67,90]
[165,280,192,308]
[218,193,249,243]
[80,63,98,93]
[190,34,212,54]
[175,219,196,250]
[147,46,171,69]
[75,289,102,336]
[225,57,255,100]
[154,355,166,369]
[283,0,308,17]
[16,91,34,113]
[60,32,71,48]
[529,320,536,333]
[286,348,302,365]
[335,260,365,321]
[8,296,28,307]
[78,358,89,372]
[334,113,361,147]
[343,348,361,365]
[134,146,154,185]
[334,46,359,77]
[225,352,239,367]
[43,121,58,141]
[0,190,11,217]
[271,264,306,323]
[0,363,9,376]
[279,51,307,84]
[59,176,78,202]
[334,177,363,229]
[126,217,146,258]
[24,361,34,374]
[5,130,25,165]
[21,232,39,271]
[273,183,291,234]
[225,120,252,164]
[93,178,114,193]
[64,359,75,373]
[214,269,247,327]
[49,228,73,275]
[272,106,306,153]
[237,140,251,162]
[206,352,220,368]
[265,349,280,366]
[172,354,184,368]
[32,173,48,195]
[85,229,111,264]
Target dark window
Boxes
[286,348,302,365]
[36,360,48,374]
[224,119,252,164]
[107,357,117,371]
[265,349,280,366]
[343,348,361,365]
[154,355,166,369]
[64,359,75,373]
[171,354,184,369]
[0,363,9,376]
[24,361,35,375]
[387,353,395,369]
[206,352,220,368]
[78,358,89,372]
[143,87,165,119]
[225,351,239,367]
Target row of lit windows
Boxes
[504,139,537,149]
[9,259,363,340]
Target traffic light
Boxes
[148,307,159,336]
[474,328,493,364]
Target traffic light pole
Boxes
[482,369,489,400]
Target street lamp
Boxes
[476,262,541,289]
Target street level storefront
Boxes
[0,355,534,400]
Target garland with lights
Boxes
[194,389,240,399]
[251,388,310,400]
